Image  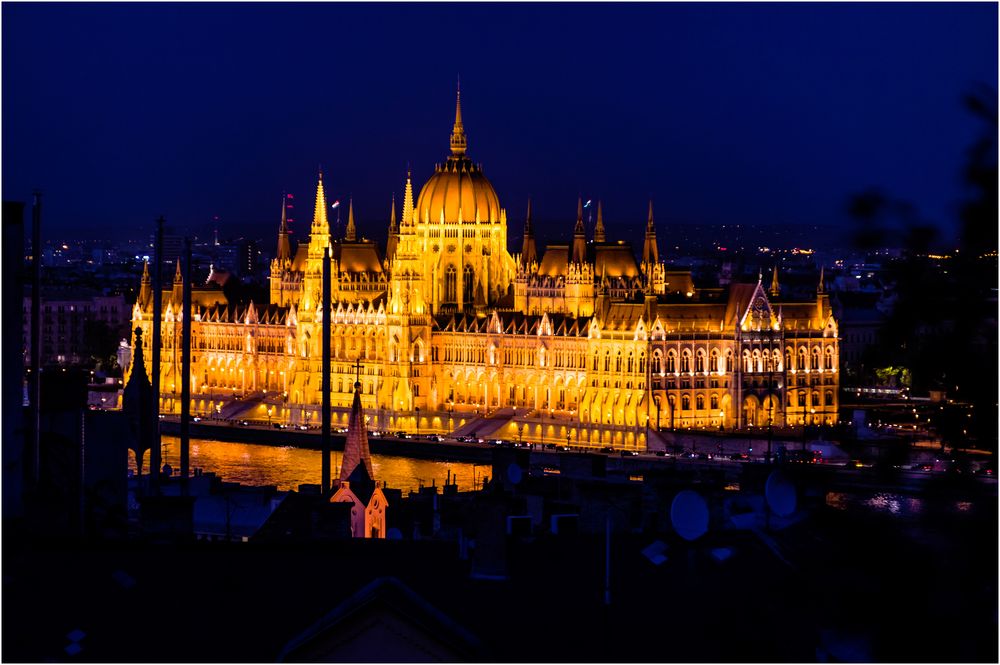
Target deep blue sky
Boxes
[3,2,996,250]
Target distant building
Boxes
[23,287,128,366]
[129,89,840,445]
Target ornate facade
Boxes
[128,89,839,449]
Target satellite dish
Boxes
[506,463,523,486]
[386,527,403,540]
[670,490,709,541]
[765,469,797,517]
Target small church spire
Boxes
[340,364,374,483]
[594,200,606,243]
[345,198,357,242]
[769,265,780,298]
[817,265,825,294]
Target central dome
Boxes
[414,89,501,224]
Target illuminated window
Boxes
[710,394,719,410]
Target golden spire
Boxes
[647,199,655,232]
[449,79,467,158]
[345,198,357,242]
[312,168,329,234]
[594,200,606,243]
[770,265,780,298]
[402,169,414,227]
[386,195,399,262]
[818,265,825,294]
[174,258,182,282]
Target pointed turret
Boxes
[594,200,606,243]
[817,265,825,294]
[340,371,374,485]
[172,258,183,304]
[769,265,781,298]
[642,200,659,265]
[449,80,467,158]
[138,260,152,310]
[386,194,399,262]
[571,196,587,264]
[521,198,538,267]
[276,193,291,262]
[401,170,415,228]
[345,198,357,242]
[122,326,154,476]
[311,169,330,239]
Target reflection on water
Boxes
[129,436,485,493]
[827,491,924,516]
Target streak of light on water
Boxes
[129,436,486,493]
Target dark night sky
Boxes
[3,2,996,250]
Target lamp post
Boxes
[767,414,773,465]
[654,395,661,432]
[415,406,420,437]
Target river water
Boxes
[129,436,485,493]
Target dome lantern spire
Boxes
[449,78,467,158]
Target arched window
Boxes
[725,350,734,372]
[811,391,820,407]
[825,347,834,370]
[825,390,833,406]
[695,350,705,373]
[710,350,719,373]
[681,350,691,373]
[696,394,705,410]
[445,266,457,302]
[811,347,820,370]
[652,352,662,375]
[710,394,719,410]
[615,352,622,372]
[463,265,474,301]
[681,394,690,411]
[752,349,762,373]
[627,353,634,373]
[666,351,676,373]
[785,348,793,371]
[743,350,752,373]
[638,353,645,373]
[773,349,782,372]
[593,353,599,371]
[797,348,807,370]
[604,351,611,372]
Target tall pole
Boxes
[150,216,163,493]
[180,237,192,485]
[29,192,41,486]
[321,245,331,494]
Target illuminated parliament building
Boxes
[128,90,840,450]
